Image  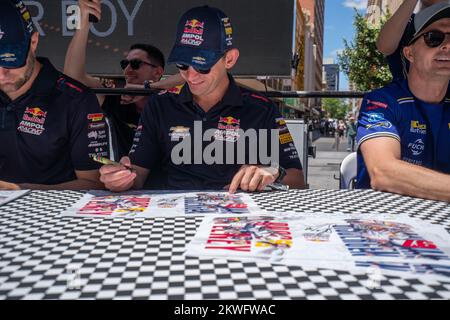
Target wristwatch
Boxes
[272,163,286,184]
[143,80,152,89]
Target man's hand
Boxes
[99,157,137,192]
[0,181,21,190]
[120,83,147,105]
[78,0,102,27]
[228,165,279,194]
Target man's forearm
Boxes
[376,0,418,55]
[370,160,450,202]
[20,179,105,191]
[64,21,90,80]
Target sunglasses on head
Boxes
[176,63,212,74]
[411,30,450,48]
[120,59,158,70]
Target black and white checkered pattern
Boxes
[0,190,449,300]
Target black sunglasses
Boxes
[120,59,158,70]
[176,63,211,74]
[411,30,450,48]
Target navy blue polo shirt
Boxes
[0,57,109,185]
[356,79,450,189]
[129,75,303,190]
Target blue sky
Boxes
[324,0,367,90]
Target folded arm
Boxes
[361,137,450,202]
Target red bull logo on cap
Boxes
[184,19,205,35]
[181,19,205,46]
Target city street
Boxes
[307,136,352,189]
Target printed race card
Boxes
[62,192,153,218]
[185,213,450,280]
[184,192,262,215]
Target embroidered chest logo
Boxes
[17,107,48,136]
[215,116,241,142]
[169,126,191,141]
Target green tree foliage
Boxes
[322,98,348,120]
[338,10,392,91]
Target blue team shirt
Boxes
[356,79,450,189]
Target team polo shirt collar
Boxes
[28,57,60,96]
[178,73,244,111]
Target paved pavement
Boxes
[306,136,353,189]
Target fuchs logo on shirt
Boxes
[408,138,425,156]
[181,19,205,46]
[410,120,427,135]
[17,107,48,136]
[169,126,190,141]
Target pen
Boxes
[91,155,133,170]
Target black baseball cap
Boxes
[407,2,450,45]
[0,0,35,69]
[167,6,234,71]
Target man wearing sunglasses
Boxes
[99,5,305,192]
[0,0,108,190]
[64,0,184,161]
[356,2,450,202]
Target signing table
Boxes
[0,189,449,300]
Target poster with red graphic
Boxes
[61,192,261,218]
[184,192,261,215]
[185,214,450,280]
[62,193,153,218]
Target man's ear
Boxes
[29,32,39,55]
[224,48,239,70]
[154,66,164,80]
[403,45,414,64]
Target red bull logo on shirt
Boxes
[218,116,241,131]
[18,107,48,136]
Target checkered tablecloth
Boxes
[0,189,449,300]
